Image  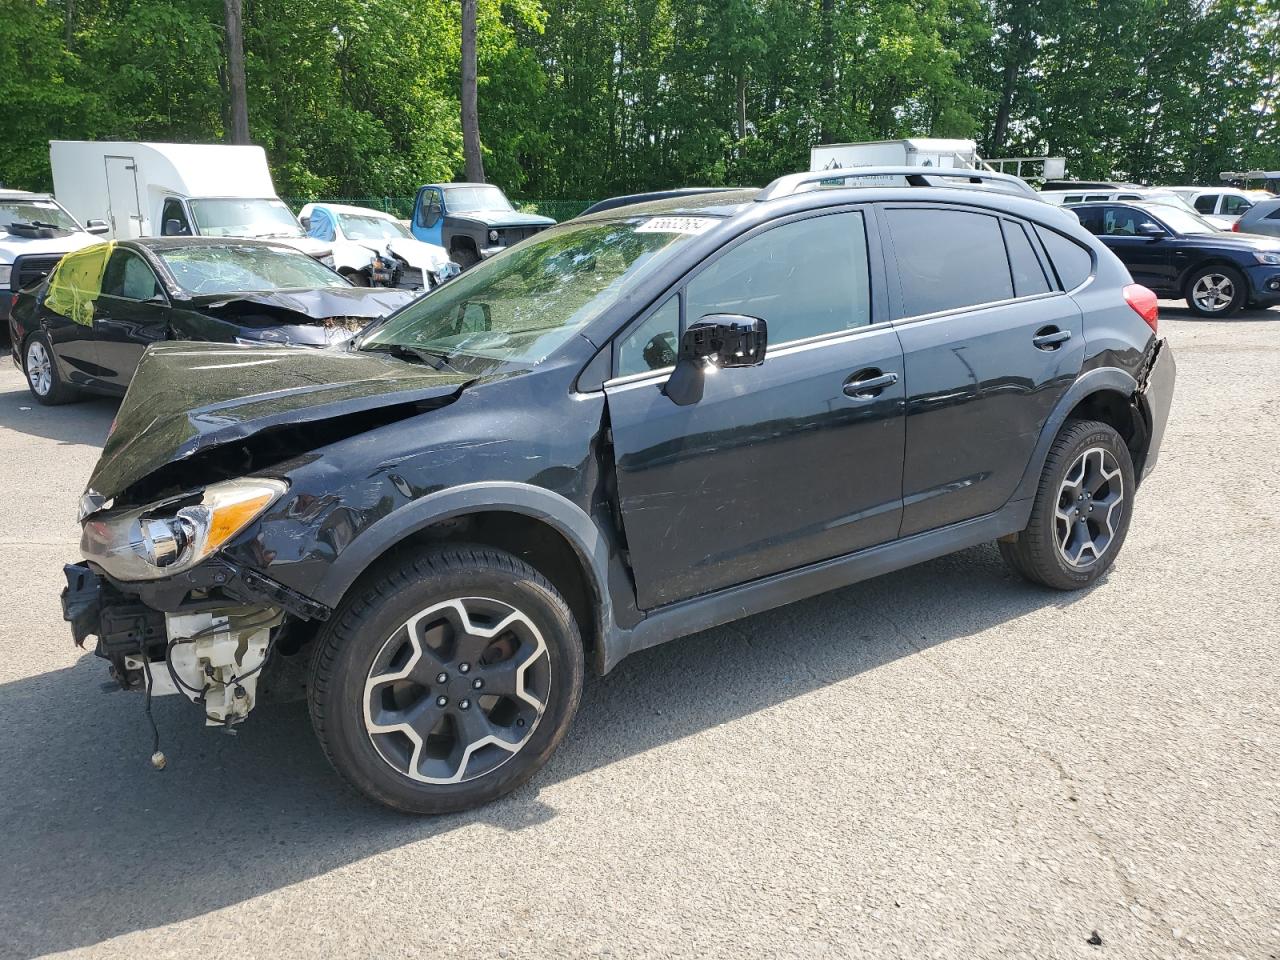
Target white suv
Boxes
[1165,186,1269,223]
[1,190,107,333]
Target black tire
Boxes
[308,544,584,814]
[23,334,80,405]
[453,246,479,270]
[999,419,1135,591]
[1184,264,1246,317]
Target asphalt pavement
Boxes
[0,305,1276,959]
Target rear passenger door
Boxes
[605,208,907,609]
[92,247,170,390]
[881,204,1086,536]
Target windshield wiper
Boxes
[378,343,459,371]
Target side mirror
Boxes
[299,216,311,230]
[85,219,109,235]
[1138,221,1165,238]
[664,314,767,406]
[162,218,190,237]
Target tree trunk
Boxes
[223,0,250,144]
[461,0,485,183]
[818,0,834,141]
[64,0,76,47]
[736,69,747,142]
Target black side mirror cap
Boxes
[664,314,767,406]
[1138,222,1165,238]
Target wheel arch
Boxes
[310,483,615,675]
[1011,367,1144,506]
[1176,255,1246,292]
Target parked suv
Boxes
[1068,200,1280,315]
[62,168,1175,813]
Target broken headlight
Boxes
[81,478,288,581]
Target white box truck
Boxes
[48,141,332,261]
[809,138,985,179]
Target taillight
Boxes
[1123,283,1159,333]
[1232,222,1240,232]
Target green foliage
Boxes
[1,0,1277,200]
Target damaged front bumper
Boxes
[62,558,328,727]
[1138,337,1176,480]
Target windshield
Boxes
[444,186,514,213]
[157,244,350,295]
[1144,205,1217,235]
[338,214,411,241]
[360,217,705,365]
[0,199,81,233]
[1144,192,1202,216]
[189,198,304,239]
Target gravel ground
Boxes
[0,305,1276,960]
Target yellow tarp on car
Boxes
[44,242,112,326]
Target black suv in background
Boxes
[1068,199,1280,316]
[62,168,1175,813]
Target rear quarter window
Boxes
[1034,225,1093,290]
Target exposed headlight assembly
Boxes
[488,229,500,243]
[1253,251,1280,265]
[0,264,11,286]
[81,478,287,581]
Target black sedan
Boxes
[1067,200,1280,316]
[8,237,416,404]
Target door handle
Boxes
[1032,327,1071,350]
[843,369,899,399]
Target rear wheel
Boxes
[24,335,79,405]
[308,544,584,814]
[999,419,1135,590]
[1184,264,1246,317]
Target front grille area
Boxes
[11,254,63,292]
[500,225,548,245]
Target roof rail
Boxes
[756,167,1040,202]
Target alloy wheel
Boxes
[1054,447,1125,568]
[363,597,551,785]
[25,341,52,397]
[1191,273,1235,313]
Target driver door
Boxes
[604,209,906,610]
[92,248,170,391]
[414,188,445,247]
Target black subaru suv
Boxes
[62,168,1175,813]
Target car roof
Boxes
[578,188,745,217]
[576,189,759,221]
[302,202,395,220]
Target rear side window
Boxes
[685,210,871,343]
[1193,194,1218,214]
[885,207,1012,316]
[1267,207,1280,221]
[1222,194,1252,216]
[1034,225,1093,290]
[1002,220,1051,296]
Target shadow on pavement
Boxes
[0,380,119,447]
[0,544,1091,958]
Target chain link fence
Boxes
[282,196,593,223]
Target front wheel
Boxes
[1184,264,1246,317]
[308,545,584,814]
[999,419,1135,590]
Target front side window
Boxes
[616,294,679,377]
[161,199,191,236]
[361,217,704,366]
[307,210,336,242]
[685,211,871,343]
[1099,206,1148,236]
[157,244,350,295]
[886,207,1012,316]
[101,249,161,301]
[1222,194,1252,216]
[189,198,304,240]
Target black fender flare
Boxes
[1009,367,1140,506]
[308,481,616,658]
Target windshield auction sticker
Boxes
[635,216,716,235]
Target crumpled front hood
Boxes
[351,237,449,270]
[190,285,415,319]
[85,342,469,502]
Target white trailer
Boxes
[48,141,331,259]
[810,138,985,178]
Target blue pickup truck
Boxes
[410,182,555,268]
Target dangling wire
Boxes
[138,654,166,770]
